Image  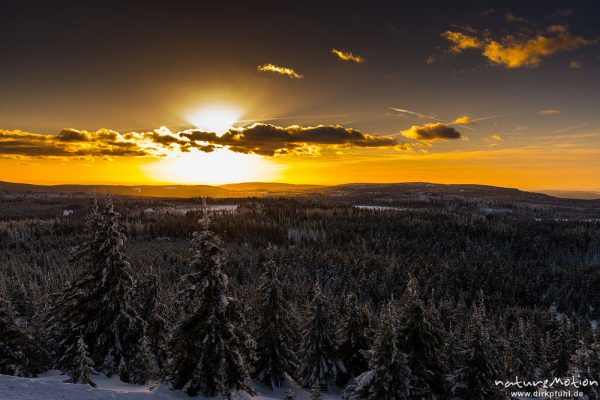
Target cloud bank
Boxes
[0,124,398,158]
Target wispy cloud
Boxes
[390,107,475,130]
[257,63,303,79]
[505,12,527,23]
[442,31,484,53]
[552,123,588,134]
[471,112,517,122]
[331,49,366,63]
[538,109,561,116]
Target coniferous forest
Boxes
[1,192,600,399]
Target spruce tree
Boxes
[63,336,96,387]
[550,314,577,377]
[567,337,600,398]
[298,281,345,389]
[505,318,536,386]
[253,247,299,389]
[449,295,505,400]
[139,273,168,370]
[310,381,323,400]
[343,301,412,400]
[0,297,45,377]
[396,277,445,398]
[337,294,372,385]
[169,211,254,397]
[128,331,156,383]
[46,201,147,383]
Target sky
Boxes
[1,0,599,189]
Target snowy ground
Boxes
[0,372,342,400]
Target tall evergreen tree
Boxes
[46,201,147,383]
[337,294,372,384]
[139,273,168,370]
[567,336,600,398]
[63,336,96,387]
[169,211,254,397]
[449,295,505,400]
[298,281,345,389]
[0,297,45,377]
[505,318,537,386]
[343,301,412,400]
[550,314,577,377]
[396,277,445,398]
[253,247,299,389]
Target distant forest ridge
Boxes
[1,180,600,201]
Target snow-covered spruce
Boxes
[168,212,254,397]
[0,297,45,377]
[336,294,372,385]
[567,336,600,398]
[395,277,445,398]
[298,281,345,390]
[46,200,149,383]
[137,273,168,371]
[449,293,505,399]
[63,336,96,387]
[253,247,299,389]
[343,301,412,400]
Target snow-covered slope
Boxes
[0,372,342,400]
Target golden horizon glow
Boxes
[143,148,282,185]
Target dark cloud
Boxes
[0,124,398,158]
[181,123,397,156]
[0,129,155,158]
[56,128,91,142]
[401,123,462,141]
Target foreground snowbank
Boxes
[0,372,342,400]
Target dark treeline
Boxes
[1,196,600,399]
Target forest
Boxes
[1,193,600,399]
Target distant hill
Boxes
[1,180,599,205]
[536,190,600,200]
[0,181,237,198]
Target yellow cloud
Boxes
[453,116,472,125]
[483,28,596,68]
[257,63,303,79]
[331,49,366,63]
[442,31,483,53]
[443,26,597,68]
[490,134,502,141]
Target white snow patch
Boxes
[0,373,343,400]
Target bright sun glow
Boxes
[144,148,282,185]
[186,105,243,135]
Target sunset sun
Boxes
[186,105,242,135]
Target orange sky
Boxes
[2,2,600,190]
